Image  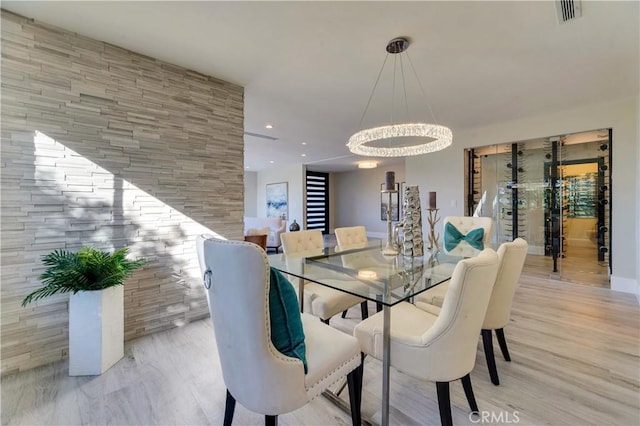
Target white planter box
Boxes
[68,286,124,376]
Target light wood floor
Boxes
[2,268,638,426]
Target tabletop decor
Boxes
[427,191,441,254]
[380,183,399,221]
[381,171,399,255]
[401,185,424,257]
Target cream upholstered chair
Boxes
[335,225,372,316]
[415,238,528,386]
[442,216,493,258]
[354,249,500,426]
[417,216,493,307]
[480,238,528,385]
[196,235,362,426]
[281,230,369,323]
[334,226,368,248]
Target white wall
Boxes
[243,171,258,216]
[256,164,305,229]
[636,94,640,302]
[333,165,406,236]
[328,172,338,233]
[406,97,639,296]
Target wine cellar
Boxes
[465,129,611,286]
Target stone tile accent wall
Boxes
[0,11,244,375]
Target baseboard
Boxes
[611,275,640,304]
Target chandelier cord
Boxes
[357,53,390,131]
[400,52,409,124]
[391,54,396,125]
[406,50,439,125]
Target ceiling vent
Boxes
[244,131,279,141]
[556,0,582,23]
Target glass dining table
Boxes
[268,239,460,426]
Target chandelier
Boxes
[347,37,453,157]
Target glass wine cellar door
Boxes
[465,129,611,287]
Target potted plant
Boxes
[22,247,144,376]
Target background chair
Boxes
[334,225,386,315]
[281,230,370,323]
[479,238,528,385]
[196,235,362,425]
[417,216,493,307]
[244,234,267,250]
[415,238,529,386]
[244,217,286,252]
[334,226,368,248]
[353,249,500,426]
[442,216,493,258]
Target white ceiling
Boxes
[3,1,638,172]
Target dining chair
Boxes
[280,230,370,323]
[415,216,493,308]
[353,249,500,426]
[415,238,529,386]
[442,216,493,257]
[196,235,362,426]
[334,225,386,315]
[334,226,368,248]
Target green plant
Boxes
[22,247,145,306]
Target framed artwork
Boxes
[266,182,288,219]
[380,183,400,221]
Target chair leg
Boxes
[435,382,453,426]
[495,328,511,361]
[321,318,330,325]
[460,374,479,413]
[482,329,500,386]
[342,310,348,318]
[360,301,369,320]
[223,389,236,426]
[347,367,362,426]
[265,415,278,426]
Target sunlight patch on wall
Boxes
[33,130,223,333]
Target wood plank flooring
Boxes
[2,271,638,425]
[523,247,610,288]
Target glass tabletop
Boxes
[268,239,460,307]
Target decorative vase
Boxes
[68,285,124,376]
[402,185,424,257]
[289,219,300,231]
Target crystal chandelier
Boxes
[347,37,453,157]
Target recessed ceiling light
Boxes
[265,124,273,129]
[301,141,307,145]
[358,161,378,169]
[301,154,307,157]
[269,160,275,164]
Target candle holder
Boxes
[426,208,441,255]
[381,189,399,256]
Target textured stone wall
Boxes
[1,11,244,375]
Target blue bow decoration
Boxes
[444,222,485,252]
